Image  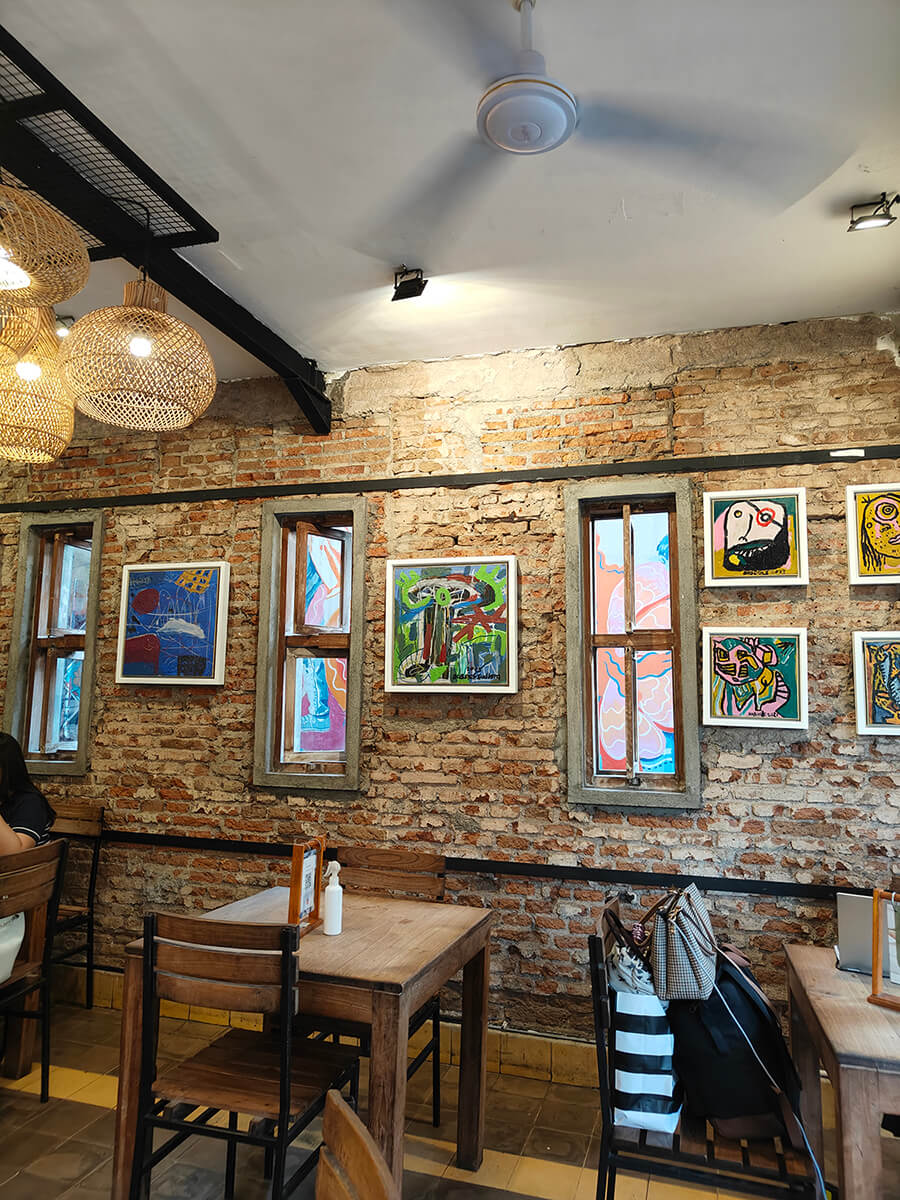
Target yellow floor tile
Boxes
[68,1072,121,1108]
[403,1134,453,1177]
[509,1155,582,1200]
[577,1169,648,1200]
[445,1147,519,1189]
[646,1179,717,1199]
[14,1065,102,1100]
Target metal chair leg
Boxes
[224,1112,238,1200]
[431,1001,441,1127]
[85,919,95,1009]
[270,1126,287,1200]
[40,981,51,1103]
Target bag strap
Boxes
[712,980,827,1200]
[603,907,648,960]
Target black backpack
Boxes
[667,950,802,1145]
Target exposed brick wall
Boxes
[1,312,899,1037]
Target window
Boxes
[565,479,700,808]
[4,511,104,776]
[253,497,366,790]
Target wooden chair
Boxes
[589,904,817,1199]
[130,913,361,1200]
[50,801,103,1008]
[316,1089,398,1200]
[0,839,67,1102]
[300,845,447,1127]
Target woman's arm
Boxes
[0,812,36,853]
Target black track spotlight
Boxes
[848,192,899,232]
[391,265,427,301]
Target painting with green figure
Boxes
[385,556,518,693]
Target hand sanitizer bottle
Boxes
[323,860,343,935]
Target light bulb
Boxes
[0,244,31,291]
[15,359,42,381]
[55,325,70,338]
[128,335,153,358]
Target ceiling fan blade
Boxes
[352,135,508,267]
[385,0,519,85]
[575,98,849,207]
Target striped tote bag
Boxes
[611,988,682,1134]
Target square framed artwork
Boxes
[703,488,808,587]
[852,632,900,735]
[702,627,808,728]
[115,561,230,685]
[846,485,900,584]
[384,555,518,693]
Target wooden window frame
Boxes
[565,479,700,809]
[4,510,104,777]
[253,497,366,791]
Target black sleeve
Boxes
[3,788,54,845]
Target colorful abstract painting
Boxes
[115,561,230,685]
[591,511,675,774]
[846,485,900,584]
[703,488,808,586]
[292,655,347,753]
[852,632,900,735]
[702,627,807,728]
[384,556,517,693]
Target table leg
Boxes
[457,943,489,1172]
[369,989,408,1191]
[789,983,824,1166]
[111,953,143,1200]
[834,1065,882,1200]
[2,902,46,1079]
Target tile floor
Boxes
[0,1004,898,1199]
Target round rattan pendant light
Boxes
[58,277,217,431]
[0,305,43,366]
[0,306,74,463]
[0,183,90,309]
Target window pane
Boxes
[293,655,347,754]
[592,517,625,634]
[635,650,675,774]
[49,651,83,751]
[55,542,91,633]
[304,534,344,628]
[631,511,672,630]
[593,647,627,774]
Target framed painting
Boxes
[852,632,900,735]
[702,627,808,728]
[384,555,518,693]
[703,488,808,587]
[115,561,230,685]
[846,484,900,584]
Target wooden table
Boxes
[786,943,900,1200]
[111,889,493,1198]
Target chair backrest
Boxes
[330,846,446,901]
[0,839,68,972]
[142,912,300,1127]
[316,1089,399,1200]
[51,801,103,840]
[588,900,622,1133]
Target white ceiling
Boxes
[4,0,900,376]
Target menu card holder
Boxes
[288,837,325,936]
[868,888,900,1012]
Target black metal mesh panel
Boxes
[0,53,42,101]
[21,111,195,238]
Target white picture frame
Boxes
[702,626,808,729]
[846,484,900,585]
[852,631,900,735]
[703,487,808,587]
[115,561,230,685]
[384,555,518,694]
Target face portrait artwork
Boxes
[704,489,807,586]
[853,632,900,735]
[703,628,807,728]
[854,491,900,579]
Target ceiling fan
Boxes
[348,0,845,270]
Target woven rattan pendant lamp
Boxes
[59,276,217,431]
[0,305,43,365]
[0,183,90,309]
[0,306,74,463]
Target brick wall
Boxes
[2,312,899,1037]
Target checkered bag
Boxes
[648,884,717,1001]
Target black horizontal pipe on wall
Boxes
[101,829,864,903]
[1,442,899,516]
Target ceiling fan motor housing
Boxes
[476,51,577,155]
